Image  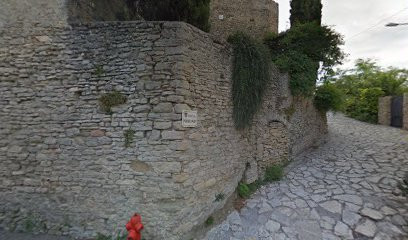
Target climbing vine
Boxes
[265,22,345,97]
[228,32,271,129]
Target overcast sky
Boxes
[276,0,408,69]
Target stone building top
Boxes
[209,0,279,41]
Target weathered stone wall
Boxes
[289,97,328,156]
[0,1,326,239]
[404,93,408,130]
[378,96,392,126]
[0,13,202,238]
[210,0,279,41]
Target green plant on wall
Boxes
[284,104,296,120]
[94,65,105,77]
[205,216,214,226]
[124,129,135,148]
[264,22,345,97]
[99,91,127,114]
[237,163,286,199]
[228,32,271,129]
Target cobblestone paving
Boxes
[205,114,408,240]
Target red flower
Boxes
[126,214,143,240]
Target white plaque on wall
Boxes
[182,110,198,128]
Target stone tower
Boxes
[210,0,279,40]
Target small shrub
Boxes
[237,183,251,198]
[344,87,385,123]
[314,82,344,112]
[124,129,135,148]
[237,163,286,199]
[23,218,35,232]
[205,216,214,226]
[398,173,408,196]
[214,193,225,202]
[99,91,127,114]
[284,104,296,120]
[94,65,105,77]
[248,180,262,193]
[95,233,127,240]
[264,164,284,183]
[95,233,111,240]
[228,32,271,129]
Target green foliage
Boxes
[94,65,105,77]
[290,0,323,26]
[273,50,318,96]
[237,164,285,199]
[95,233,127,240]
[265,23,344,96]
[137,0,211,31]
[345,87,385,123]
[22,214,46,232]
[314,82,344,112]
[237,183,251,198]
[281,23,345,70]
[99,91,127,114]
[124,129,135,148]
[214,193,225,202]
[23,218,35,232]
[330,59,408,123]
[228,32,271,129]
[264,165,284,182]
[284,104,296,120]
[205,216,214,226]
[398,173,408,197]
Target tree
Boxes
[330,59,408,123]
[264,23,345,96]
[290,0,322,26]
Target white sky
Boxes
[276,0,408,69]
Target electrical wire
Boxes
[348,7,408,40]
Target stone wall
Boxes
[404,93,408,130]
[210,0,279,41]
[0,1,326,239]
[289,97,328,156]
[378,96,392,126]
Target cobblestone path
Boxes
[206,114,408,240]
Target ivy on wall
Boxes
[228,32,271,129]
[265,22,345,97]
[228,23,344,128]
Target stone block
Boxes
[403,93,408,130]
[153,121,172,130]
[151,162,181,173]
[174,104,190,114]
[378,96,392,126]
[162,131,184,140]
[152,103,173,113]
